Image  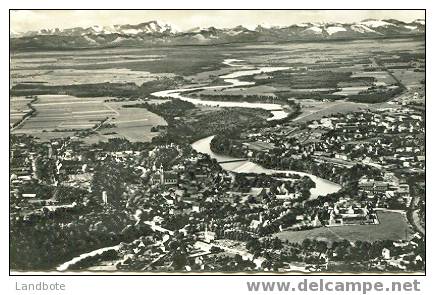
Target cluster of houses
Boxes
[10,105,425,271]
[376,233,425,271]
[224,107,424,183]
[325,199,378,226]
[221,108,423,209]
[358,173,411,207]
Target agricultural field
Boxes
[10,46,229,88]
[10,37,424,143]
[83,101,167,144]
[391,69,425,89]
[11,94,167,143]
[10,49,172,87]
[12,94,114,132]
[10,96,34,127]
[274,210,413,244]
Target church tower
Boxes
[159,164,164,184]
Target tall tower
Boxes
[102,191,108,204]
[159,164,164,184]
[48,145,53,158]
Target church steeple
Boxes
[159,163,164,184]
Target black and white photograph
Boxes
[9,9,426,276]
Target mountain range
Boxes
[10,19,425,49]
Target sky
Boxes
[10,10,425,33]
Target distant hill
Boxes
[10,19,425,50]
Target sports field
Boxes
[274,210,413,244]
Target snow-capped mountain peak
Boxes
[303,26,323,34]
[413,19,425,26]
[350,24,377,34]
[10,18,425,49]
[325,26,346,35]
[360,19,397,28]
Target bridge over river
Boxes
[217,159,246,164]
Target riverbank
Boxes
[134,99,272,144]
[192,135,341,199]
[152,59,291,121]
[149,58,341,198]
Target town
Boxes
[10,97,425,272]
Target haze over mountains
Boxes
[11,19,425,49]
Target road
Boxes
[143,221,174,235]
[57,244,121,271]
[10,97,37,132]
[409,195,425,235]
[370,57,407,91]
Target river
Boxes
[152,59,342,198]
[152,59,289,120]
[57,59,342,271]
[191,135,341,199]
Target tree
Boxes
[272,238,283,250]
[53,185,87,203]
[34,157,56,183]
[172,253,188,270]
[301,189,311,200]
[246,238,261,253]
[91,160,132,205]
[302,239,312,250]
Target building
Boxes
[358,177,389,193]
[204,225,216,243]
[382,248,391,260]
[242,141,275,153]
[102,191,108,204]
[151,164,178,186]
[22,193,37,199]
[248,188,270,203]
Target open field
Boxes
[11,38,424,92]
[11,49,172,87]
[274,210,413,244]
[292,99,399,123]
[12,95,114,132]
[10,46,230,88]
[391,69,425,89]
[237,39,423,104]
[10,38,423,143]
[11,94,167,143]
[10,96,34,127]
[175,39,424,116]
[11,68,176,87]
[84,101,167,144]
[351,71,395,85]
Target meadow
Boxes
[274,210,413,244]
